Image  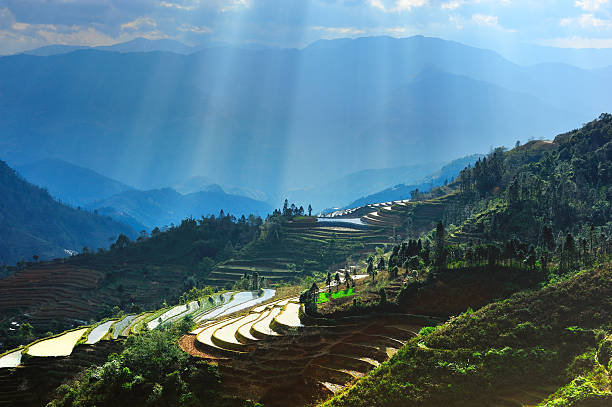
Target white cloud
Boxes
[120,17,157,31]
[385,26,408,35]
[574,0,609,11]
[441,1,463,10]
[159,2,197,11]
[310,26,366,35]
[178,23,212,34]
[220,0,251,12]
[472,14,499,27]
[368,0,429,13]
[561,13,612,29]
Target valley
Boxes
[0,21,611,406]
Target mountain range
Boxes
[0,160,134,265]
[1,35,609,201]
[344,154,483,209]
[15,159,273,232]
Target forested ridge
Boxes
[323,115,612,406]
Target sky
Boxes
[0,0,611,54]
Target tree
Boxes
[326,272,332,293]
[251,271,260,291]
[283,199,289,216]
[344,270,353,289]
[434,221,446,268]
[308,204,312,217]
[563,233,576,271]
[111,234,131,250]
[379,288,387,304]
[367,262,377,281]
[377,257,385,271]
[334,272,341,291]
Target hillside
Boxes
[0,160,135,265]
[16,158,134,207]
[1,36,606,197]
[345,154,483,209]
[286,161,443,213]
[323,262,612,407]
[90,187,272,230]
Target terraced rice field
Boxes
[0,341,122,407]
[206,222,389,287]
[0,349,22,369]
[148,304,190,330]
[181,305,428,407]
[85,320,115,344]
[112,315,136,339]
[195,289,275,322]
[26,328,88,357]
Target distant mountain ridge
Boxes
[0,160,135,265]
[90,187,273,231]
[21,38,198,56]
[17,158,134,206]
[286,161,443,212]
[344,154,484,209]
[1,35,610,199]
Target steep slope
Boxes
[90,187,272,230]
[16,158,134,206]
[323,262,612,407]
[0,160,135,265]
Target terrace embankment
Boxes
[0,341,122,407]
[181,307,429,407]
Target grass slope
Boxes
[322,262,612,407]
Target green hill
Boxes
[323,262,612,407]
[0,160,135,266]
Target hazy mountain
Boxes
[1,36,608,199]
[22,44,89,56]
[175,176,268,202]
[345,154,484,209]
[89,187,272,230]
[286,161,443,212]
[0,160,135,265]
[95,38,197,54]
[22,38,198,56]
[497,43,612,69]
[16,158,134,207]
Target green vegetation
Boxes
[323,262,612,407]
[316,288,355,304]
[321,115,612,406]
[48,317,244,407]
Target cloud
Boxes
[310,26,366,35]
[178,23,212,34]
[368,0,429,13]
[561,13,612,29]
[121,17,157,31]
[159,1,197,11]
[472,14,499,27]
[441,1,463,10]
[574,0,609,12]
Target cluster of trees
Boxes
[453,114,612,241]
[270,199,313,218]
[233,271,268,291]
[388,218,611,275]
[74,213,263,269]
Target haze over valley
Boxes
[1,1,612,406]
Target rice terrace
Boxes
[1,5,612,406]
